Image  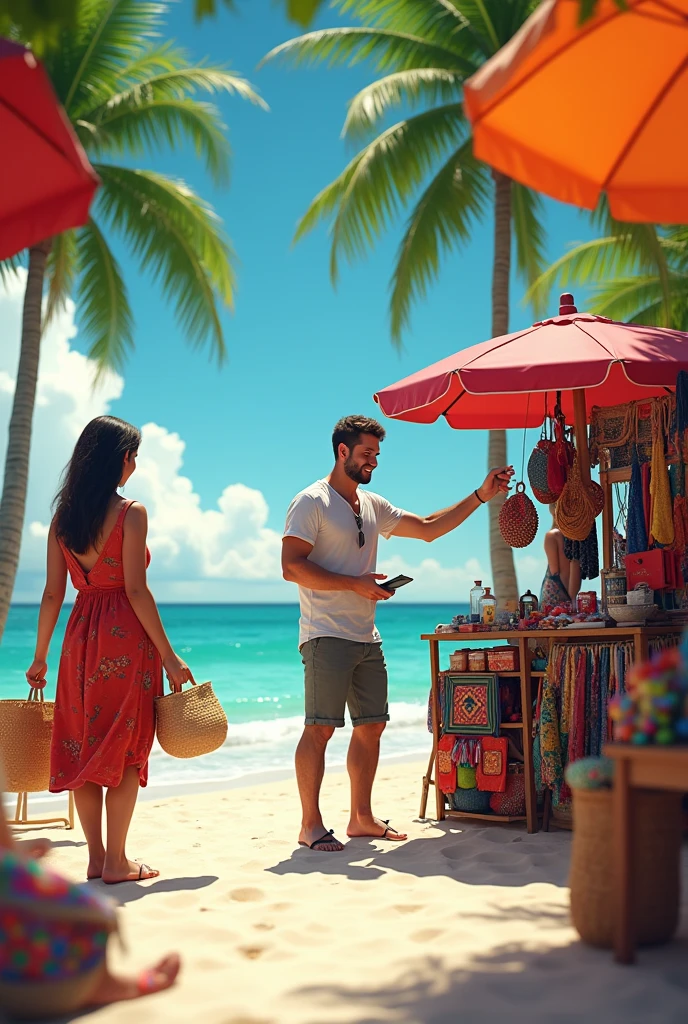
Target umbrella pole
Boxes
[572,388,591,487]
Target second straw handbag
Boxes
[155,679,228,759]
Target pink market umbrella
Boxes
[0,38,99,259]
[373,294,688,432]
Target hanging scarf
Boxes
[627,448,648,554]
[563,521,600,580]
[650,402,674,545]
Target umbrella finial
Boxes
[559,293,577,315]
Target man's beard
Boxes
[344,457,373,484]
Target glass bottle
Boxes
[480,587,497,625]
[469,581,485,623]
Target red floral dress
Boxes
[50,500,162,792]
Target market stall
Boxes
[374,294,688,831]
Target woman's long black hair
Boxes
[53,416,142,554]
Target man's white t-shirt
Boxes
[283,479,406,647]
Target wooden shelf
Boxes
[445,810,527,823]
[500,722,524,730]
[494,670,545,678]
[423,624,682,642]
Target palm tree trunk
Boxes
[0,241,50,641]
[488,171,518,607]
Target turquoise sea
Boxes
[0,603,467,791]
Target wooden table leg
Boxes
[420,742,435,819]
[519,637,538,834]
[428,639,445,821]
[613,755,634,964]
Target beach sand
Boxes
[15,759,688,1023]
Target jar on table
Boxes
[519,589,539,619]
[469,581,485,623]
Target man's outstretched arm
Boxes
[392,466,514,543]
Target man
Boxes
[282,415,513,852]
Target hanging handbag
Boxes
[528,421,557,504]
[155,676,228,759]
[0,687,53,792]
[547,416,574,498]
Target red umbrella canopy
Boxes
[0,38,99,260]
[374,296,688,430]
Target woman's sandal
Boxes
[103,861,159,885]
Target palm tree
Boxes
[263,0,548,605]
[0,0,266,640]
[528,209,680,329]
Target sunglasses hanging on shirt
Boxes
[354,511,365,548]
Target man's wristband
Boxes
[474,489,485,504]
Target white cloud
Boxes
[1,274,561,606]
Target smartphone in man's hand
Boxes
[379,574,413,593]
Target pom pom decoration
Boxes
[499,482,539,549]
[609,644,688,746]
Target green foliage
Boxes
[528,221,688,331]
[264,0,547,341]
[3,0,264,369]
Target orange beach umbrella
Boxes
[463,0,688,223]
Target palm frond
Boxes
[590,274,688,326]
[94,165,235,362]
[295,103,467,283]
[511,183,547,317]
[261,27,475,75]
[45,231,79,327]
[390,139,490,341]
[526,235,645,313]
[80,98,232,186]
[343,67,464,139]
[334,0,482,56]
[74,218,134,370]
[56,0,167,115]
[0,254,22,287]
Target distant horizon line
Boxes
[9,601,467,608]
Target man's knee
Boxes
[355,721,386,742]
[303,724,335,747]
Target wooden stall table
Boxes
[421,625,682,835]
[603,743,688,965]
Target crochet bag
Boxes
[450,788,492,813]
[555,456,595,542]
[528,438,557,504]
[547,419,574,498]
[499,483,539,548]
[0,687,53,793]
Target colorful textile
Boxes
[539,569,570,610]
[0,849,115,985]
[437,735,457,794]
[537,641,635,808]
[51,500,163,792]
[490,766,526,815]
[650,402,674,545]
[476,736,508,793]
[443,674,499,736]
[563,521,600,581]
[627,449,648,555]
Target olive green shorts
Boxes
[300,637,390,728]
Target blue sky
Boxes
[4,0,602,603]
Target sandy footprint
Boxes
[238,945,268,960]
[411,928,444,943]
[229,887,265,902]
[392,904,423,915]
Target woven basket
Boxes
[588,480,605,518]
[0,688,53,793]
[450,788,492,813]
[570,788,682,949]
[499,483,539,548]
[155,680,228,759]
[556,456,595,542]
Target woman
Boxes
[26,416,191,884]
[540,504,581,610]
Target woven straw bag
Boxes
[0,687,53,792]
[555,455,595,541]
[570,788,681,948]
[155,678,227,759]
[528,439,558,504]
[499,482,539,548]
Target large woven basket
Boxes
[499,482,539,548]
[155,680,228,759]
[570,788,682,949]
[0,688,53,793]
